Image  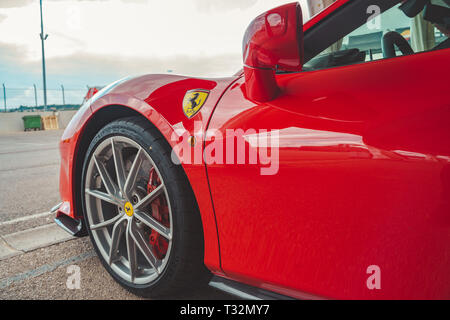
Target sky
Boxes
[0,0,310,107]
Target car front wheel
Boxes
[81,117,208,298]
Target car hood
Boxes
[108,73,238,103]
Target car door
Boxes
[205,14,450,300]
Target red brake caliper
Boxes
[147,168,169,259]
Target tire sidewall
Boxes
[81,119,188,294]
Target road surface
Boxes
[0,130,233,300]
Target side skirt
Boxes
[54,214,84,236]
[209,276,295,300]
[52,202,86,237]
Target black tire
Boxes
[81,116,210,298]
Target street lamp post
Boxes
[61,85,65,105]
[39,0,48,111]
[2,84,6,112]
[33,84,38,108]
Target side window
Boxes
[304,3,449,71]
[341,4,409,61]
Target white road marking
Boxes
[0,211,53,226]
[0,250,96,289]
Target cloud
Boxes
[42,51,241,78]
[0,0,147,9]
[0,42,30,68]
[0,41,241,83]
[192,0,258,12]
[0,41,241,108]
[0,0,33,8]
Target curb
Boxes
[0,223,75,261]
[0,236,21,260]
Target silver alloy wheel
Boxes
[84,136,173,284]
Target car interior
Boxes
[301,0,450,71]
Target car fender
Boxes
[61,74,240,274]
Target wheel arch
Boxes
[71,102,222,273]
[72,105,146,222]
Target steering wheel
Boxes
[382,31,415,58]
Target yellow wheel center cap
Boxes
[124,202,134,217]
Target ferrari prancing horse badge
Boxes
[182,89,210,119]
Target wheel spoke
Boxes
[111,138,127,194]
[134,184,164,210]
[134,210,172,240]
[93,155,118,196]
[108,219,126,265]
[90,213,122,230]
[123,148,144,196]
[85,135,173,284]
[126,221,138,283]
[85,188,120,205]
[129,219,161,274]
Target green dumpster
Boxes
[22,115,42,131]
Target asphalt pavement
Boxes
[0,130,62,222]
[0,129,232,300]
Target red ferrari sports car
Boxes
[52,0,450,299]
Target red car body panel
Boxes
[206,49,450,299]
[58,74,240,274]
[56,0,450,298]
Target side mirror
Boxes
[242,2,303,102]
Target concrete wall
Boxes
[0,110,77,133]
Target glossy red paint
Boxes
[55,0,450,299]
[243,2,303,70]
[233,0,350,77]
[243,2,303,101]
[58,101,93,219]
[243,68,279,103]
[57,74,240,274]
[206,48,450,299]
